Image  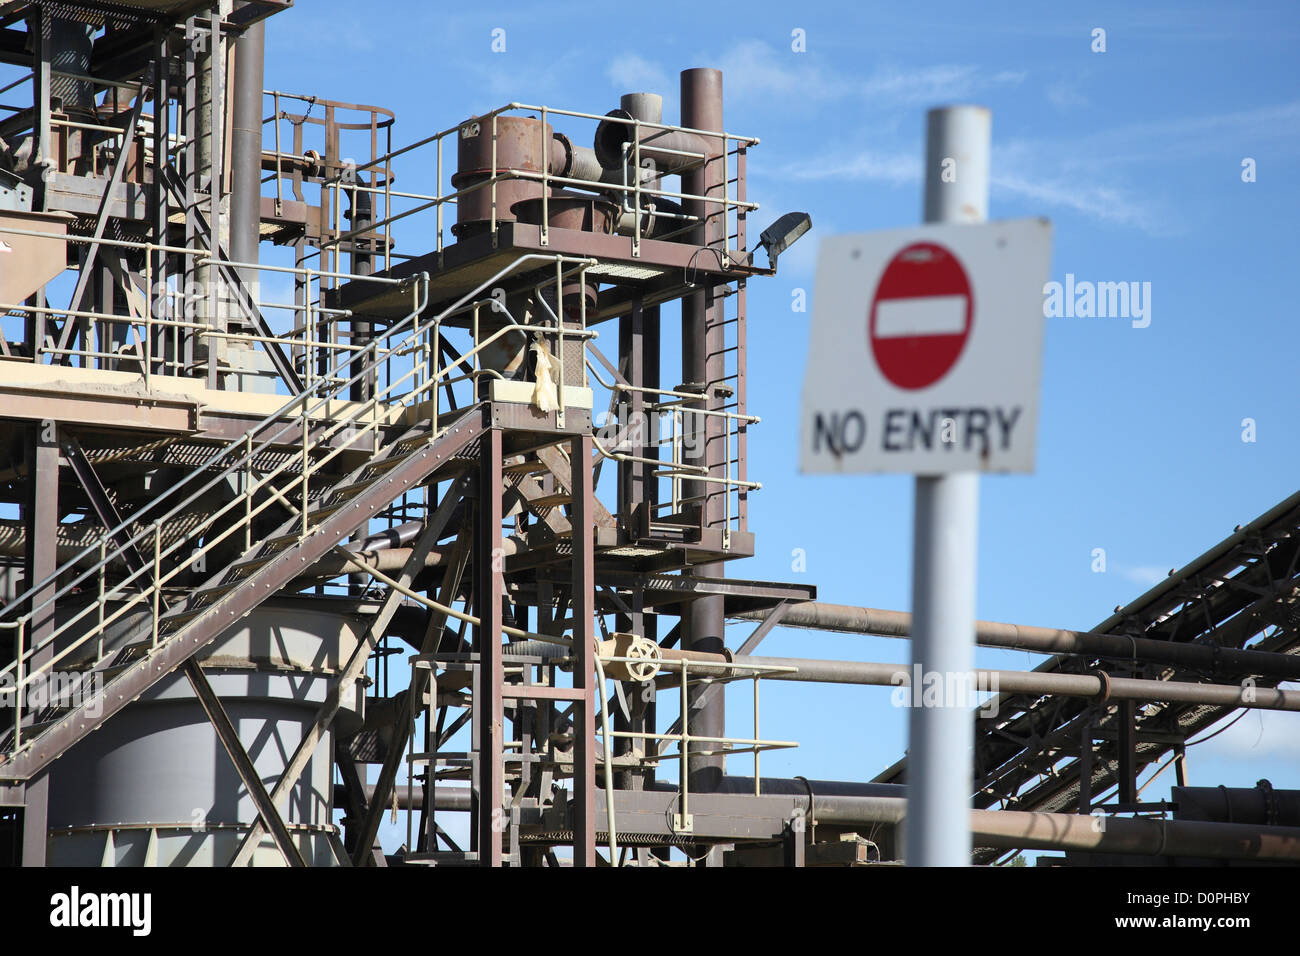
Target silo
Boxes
[46,597,367,866]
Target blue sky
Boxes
[258,1,1300,849]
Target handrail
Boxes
[0,253,596,664]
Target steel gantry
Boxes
[2,0,1299,869]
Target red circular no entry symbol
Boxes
[868,241,974,390]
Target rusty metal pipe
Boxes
[653,650,1300,712]
[808,795,1300,861]
[594,109,712,174]
[732,601,1300,679]
[549,132,602,185]
[230,6,265,293]
[339,784,471,812]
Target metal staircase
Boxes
[0,404,484,782]
[1,250,595,785]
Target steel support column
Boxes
[1118,699,1137,804]
[570,434,596,866]
[475,427,505,865]
[19,422,57,865]
[617,299,648,535]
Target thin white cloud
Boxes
[715,39,1025,106]
[861,65,1024,105]
[605,54,672,96]
[780,150,920,186]
[999,101,1300,177]
[772,147,1162,233]
[992,171,1161,232]
[1117,564,1170,588]
[1046,81,1088,111]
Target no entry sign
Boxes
[801,219,1052,474]
[869,242,973,390]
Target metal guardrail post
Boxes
[243,433,253,552]
[151,522,161,648]
[97,541,106,660]
[14,620,24,751]
[300,406,309,540]
[677,657,690,832]
[753,674,760,795]
[539,106,549,247]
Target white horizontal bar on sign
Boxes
[875,294,967,338]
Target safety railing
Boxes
[313,102,760,270]
[260,90,396,278]
[603,653,798,838]
[402,644,797,865]
[0,221,364,385]
[0,67,171,175]
[0,251,599,759]
[584,360,760,545]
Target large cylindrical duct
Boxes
[46,598,367,866]
[594,109,709,175]
[549,132,602,185]
[451,115,552,238]
[1174,783,1300,827]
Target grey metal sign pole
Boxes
[906,105,990,866]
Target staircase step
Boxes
[393,432,435,451]
[503,460,548,477]
[529,493,572,510]
[362,455,407,474]
[309,499,358,523]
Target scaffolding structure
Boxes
[1,0,1298,867]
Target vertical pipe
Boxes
[229,8,264,293]
[347,174,375,403]
[615,298,649,791]
[196,12,222,387]
[680,68,727,790]
[617,86,664,535]
[149,31,170,368]
[33,7,51,202]
[906,105,989,867]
